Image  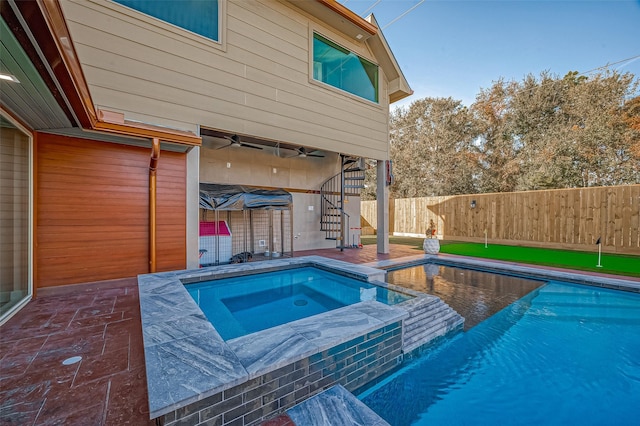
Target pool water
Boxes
[387,263,544,329]
[360,282,640,425]
[187,267,412,340]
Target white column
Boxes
[376,160,389,254]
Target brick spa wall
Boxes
[159,321,403,426]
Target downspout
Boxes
[149,138,160,272]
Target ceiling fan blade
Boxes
[240,143,263,150]
[215,142,232,150]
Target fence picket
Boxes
[361,185,640,254]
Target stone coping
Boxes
[286,384,390,426]
[138,256,411,419]
[366,253,640,292]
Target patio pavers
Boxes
[0,278,153,426]
[295,244,422,263]
[0,245,419,425]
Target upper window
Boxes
[113,0,220,42]
[312,33,379,103]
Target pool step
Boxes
[286,384,390,426]
[402,297,464,353]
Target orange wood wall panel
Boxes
[155,150,186,272]
[36,133,187,287]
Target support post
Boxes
[376,160,389,254]
[289,208,294,257]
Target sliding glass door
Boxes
[0,113,32,324]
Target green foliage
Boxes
[380,69,639,198]
[388,97,480,197]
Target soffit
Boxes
[0,16,73,130]
[365,14,412,103]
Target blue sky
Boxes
[339,0,640,109]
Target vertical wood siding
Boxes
[361,185,640,255]
[36,133,186,287]
[156,150,187,272]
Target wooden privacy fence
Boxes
[361,185,640,255]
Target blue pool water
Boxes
[187,267,412,340]
[360,282,640,425]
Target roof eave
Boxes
[7,0,200,146]
[284,0,377,41]
[364,14,413,104]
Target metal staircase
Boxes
[320,156,366,249]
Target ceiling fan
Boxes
[286,146,325,158]
[215,134,263,150]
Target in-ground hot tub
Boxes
[138,256,441,425]
[187,266,412,340]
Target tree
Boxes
[365,69,639,200]
[473,69,639,191]
[472,79,519,192]
[388,97,480,197]
[562,73,640,186]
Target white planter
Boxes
[423,238,440,254]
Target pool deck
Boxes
[1,244,638,425]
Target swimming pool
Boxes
[187,266,413,340]
[360,281,640,425]
[386,263,545,329]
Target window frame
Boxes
[107,0,227,50]
[0,109,33,326]
[310,31,380,105]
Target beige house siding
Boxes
[60,0,391,160]
[200,146,340,190]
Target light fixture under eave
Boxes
[0,73,20,83]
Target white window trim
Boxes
[100,0,227,52]
[308,28,382,109]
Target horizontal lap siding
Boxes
[62,0,390,161]
[36,134,186,287]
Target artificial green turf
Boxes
[360,235,640,278]
[442,243,640,277]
